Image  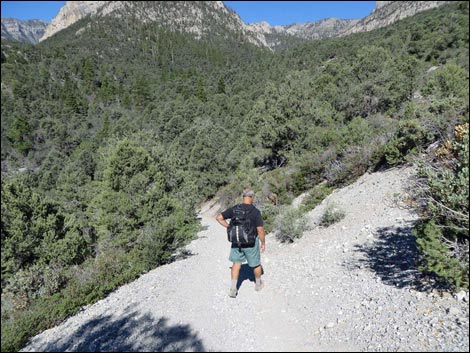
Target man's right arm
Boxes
[257,226,266,252]
[216,213,229,228]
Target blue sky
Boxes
[1,1,376,25]
[225,1,376,25]
[1,1,66,22]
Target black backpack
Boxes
[227,204,257,247]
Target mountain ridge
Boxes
[1,18,48,44]
[246,1,453,48]
[339,1,453,36]
[39,1,268,47]
[2,1,455,48]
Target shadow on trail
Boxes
[30,305,206,352]
[347,223,450,292]
[236,264,264,290]
[170,248,196,262]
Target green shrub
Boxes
[383,119,428,166]
[274,206,308,243]
[411,124,469,289]
[319,203,346,227]
[300,183,333,212]
[422,63,469,102]
[324,146,371,186]
[5,115,33,155]
[413,221,468,289]
[259,203,279,234]
[263,168,295,205]
[1,177,89,286]
[3,263,67,309]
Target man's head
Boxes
[242,188,255,204]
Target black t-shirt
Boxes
[221,203,264,227]
[222,203,264,248]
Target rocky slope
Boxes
[247,17,358,50]
[247,18,358,40]
[39,1,105,42]
[339,1,453,36]
[39,1,267,47]
[248,1,453,49]
[1,18,48,44]
[20,166,469,352]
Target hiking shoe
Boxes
[255,281,264,292]
[228,288,238,298]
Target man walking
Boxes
[216,188,266,298]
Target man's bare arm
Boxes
[216,213,229,228]
[257,226,266,252]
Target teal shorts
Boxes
[229,237,261,267]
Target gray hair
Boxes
[242,189,255,197]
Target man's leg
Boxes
[253,264,262,279]
[231,262,242,282]
[229,262,241,297]
[254,265,264,291]
[243,239,263,292]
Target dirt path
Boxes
[21,167,469,352]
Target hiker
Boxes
[216,188,266,298]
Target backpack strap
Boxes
[243,204,256,219]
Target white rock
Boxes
[455,290,467,302]
[325,322,335,329]
[447,307,461,316]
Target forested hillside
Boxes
[1,2,468,351]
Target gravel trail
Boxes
[21,167,469,352]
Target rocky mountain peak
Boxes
[39,1,267,47]
[1,18,48,44]
[246,1,453,49]
[374,1,394,12]
[40,1,108,42]
[248,21,272,33]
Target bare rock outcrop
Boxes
[1,18,48,44]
